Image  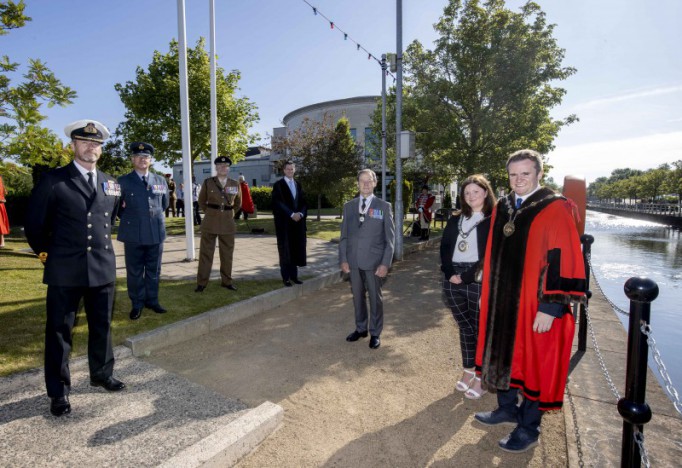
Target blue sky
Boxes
[3,0,681,184]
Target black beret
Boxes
[130,142,154,156]
[214,156,232,165]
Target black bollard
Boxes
[578,234,594,352]
[618,277,658,468]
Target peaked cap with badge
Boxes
[130,142,154,157]
[214,156,232,165]
[64,119,110,143]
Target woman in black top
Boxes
[440,174,496,399]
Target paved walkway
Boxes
[113,233,340,283]
[2,233,681,466]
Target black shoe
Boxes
[221,283,237,291]
[292,279,303,285]
[474,408,518,426]
[369,335,381,349]
[90,376,126,392]
[283,280,293,287]
[346,330,368,342]
[145,303,167,314]
[498,426,539,453]
[195,285,206,292]
[129,307,142,320]
[50,396,71,416]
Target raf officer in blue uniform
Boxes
[117,142,169,320]
[25,119,126,417]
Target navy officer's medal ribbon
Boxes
[103,180,121,196]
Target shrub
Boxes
[250,186,273,211]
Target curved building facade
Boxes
[273,96,381,165]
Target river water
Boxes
[585,210,682,396]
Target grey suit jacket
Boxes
[339,196,395,271]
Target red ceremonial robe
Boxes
[475,188,586,410]
[415,193,435,222]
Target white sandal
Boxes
[455,369,476,392]
[464,376,488,399]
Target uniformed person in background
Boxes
[195,156,242,292]
[117,142,169,320]
[165,174,176,217]
[25,119,126,417]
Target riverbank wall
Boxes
[568,284,682,466]
[588,205,682,228]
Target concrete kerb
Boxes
[158,401,284,468]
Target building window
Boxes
[350,128,357,141]
[364,128,379,160]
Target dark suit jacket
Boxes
[117,171,169,245]
[272,177,308,266]
[25,162,120,287]
[339,196,395,271]
[439,213,491,283]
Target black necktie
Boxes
[142,175,148,187]
[87,172,95,194]
[361,198,366,211]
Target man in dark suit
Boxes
[272,160,307,287]
[339,169,395,349]
[25,119,126,417]
[117,142,169,320]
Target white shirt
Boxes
[285,177,296,199]
[359,194,374,213]
[73,160,97,187]
[515,185,542,206]
[452,211,484,263]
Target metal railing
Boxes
[588,200,682,217]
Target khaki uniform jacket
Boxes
[199,176,242,235]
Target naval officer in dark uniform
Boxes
[25,119,126,417]
[117,142,169,320]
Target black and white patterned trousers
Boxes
[442,270,481,369]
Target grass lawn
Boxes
[1,214,443,377]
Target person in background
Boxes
[0,174,9,248]
[415,185,436,240]
[25,119,126,417]
[192,176,201,225]
[339,169,395,350]
[439,174,495,400]
[117,142,169,320]
[165,174,176,217]
[234,175,254,221]
[474,149,586,453]
[272,161,307,287]
[195,156,241,292]
[176,183,185,217]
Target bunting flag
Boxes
[301,0,397,82]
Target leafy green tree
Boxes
[272,115,363,220]
[667,160,682,204]
[114,38,259,167]
[0,1,76,181]
[373,0,575,187]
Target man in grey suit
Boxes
[117,142,169,320]
[339,169,395,349]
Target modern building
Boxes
[273,95,381,166]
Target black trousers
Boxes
[498,387,542,437]
[45,283,115,397]
[193,201,202,225]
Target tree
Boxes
[0,1,76,181]
[667,160,682,204]
[114,38,259,167]
[272,114,363,220]
[374,0,575,188]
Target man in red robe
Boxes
[474,149,586,453]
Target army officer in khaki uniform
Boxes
[195,156,242,292]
